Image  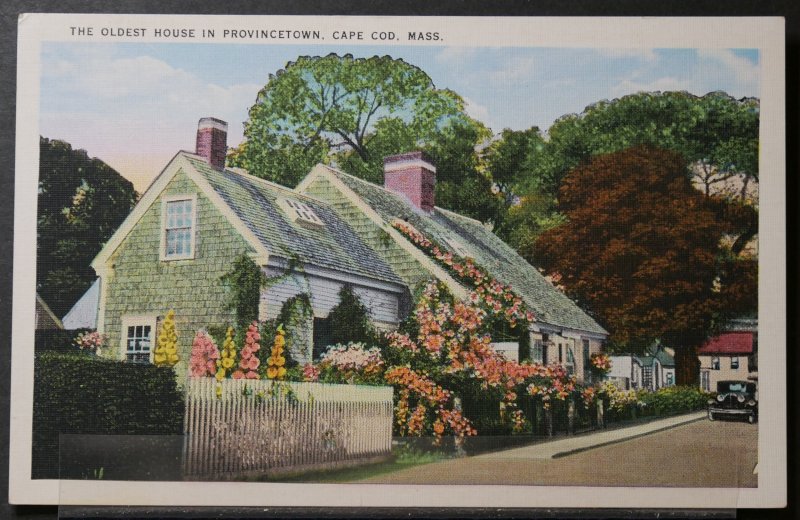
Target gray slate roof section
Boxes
[326,166,607,336]
[185,155,403,287]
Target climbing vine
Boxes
[220,253,267,331]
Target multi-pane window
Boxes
[711,356,720,370]
[531,339,544,364]
[164,198,194,259]
[283,198,324,228]
[731,356,740,369]
[566,345,575,374]
[126,324,152,363]
[642,366,653,389]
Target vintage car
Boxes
[707,380,758,423]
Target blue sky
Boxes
[40,43,759,191]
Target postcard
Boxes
[10,13,786,509]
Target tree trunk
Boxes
[675,346,700,386]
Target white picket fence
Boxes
[182,378,394,480]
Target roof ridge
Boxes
[434,206,484,226]
[183,152,327,204]
[324,164,484,224]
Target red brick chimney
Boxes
[195,117,228,169]
[383,151,436,213]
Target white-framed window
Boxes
[700,370,710,392]
[731,356,740,369]
[531,339,544,363]
[121,315,158,363]
[279,198,324,229]
[566,344,575,374]
[161,194,197,260]
[711,356,720,370]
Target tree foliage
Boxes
[230,53,499,222]
[485,91,759,261]
[534,146,756,385]
[37,137,138,318]
[543,91,759,199]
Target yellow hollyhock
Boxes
[153,309,179,367]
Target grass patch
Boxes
[256,447,451,483]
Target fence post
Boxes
[545,404,553,437]
[567,397,575,435]
[453,397,466,457]
[596,399,605,429]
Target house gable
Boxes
[297,164,606,338]
[92,153,270,275]
[100,167,258,382]
[297,165,467,300]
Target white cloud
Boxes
[462,95,495,129]
[435,46,478,63]
[610,49,759,100]
[487,55,537,87]
[40,51,263,191]
[610,76,694,97]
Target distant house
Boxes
[35,294,63,330]
[87,118,607,382]
[607,342,676,391]
[62,279,100,330]
[698,318,757,392]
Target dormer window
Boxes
[161,194,197,260]
[279,198,324,229]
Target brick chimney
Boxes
[383,151,436,213]
[195,117,228,169]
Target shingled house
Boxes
[297,153,608,381]
[90,118,607,383]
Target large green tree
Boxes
[230,54,499,222]
[38,137,138,318]
[534,146,757,385]
[485,91,759,259]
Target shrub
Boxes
[315,342,384,385]
[327,285,375,346]
[35,328,91,354]
[32,352,184,479]
[637,385,710,416]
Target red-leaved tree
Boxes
[535,146,756,384]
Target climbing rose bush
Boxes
[189,330,220,378]
[590,352,612,374]
[392,219,535,328]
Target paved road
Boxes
[357,418,758,487]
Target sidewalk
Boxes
[473,410,707,460]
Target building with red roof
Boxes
[698,318,757,392]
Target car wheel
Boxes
[708,410,715,421]
[748,414,756,424]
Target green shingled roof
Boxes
[324,166,607,336]
[184,155,403,287]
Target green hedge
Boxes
[32,352,185,479]
[636,385,710,416]
[34,328,91,354]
